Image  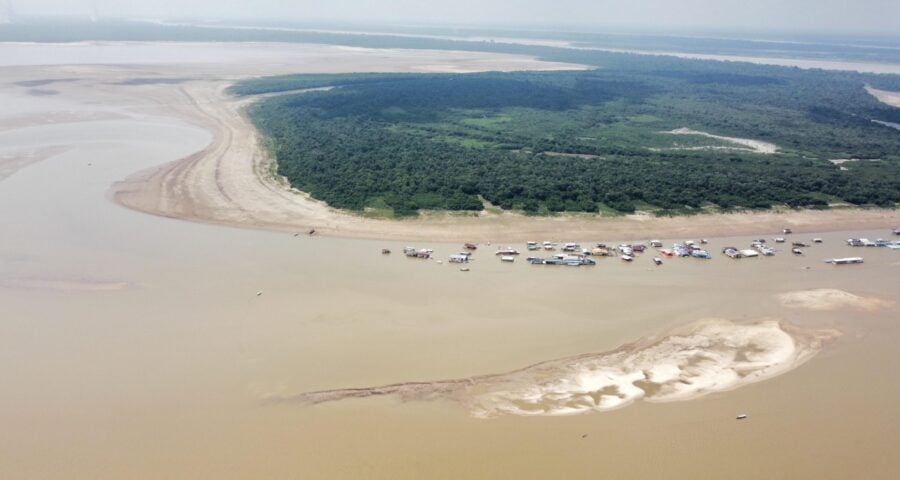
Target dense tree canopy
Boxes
[241,63,900,217]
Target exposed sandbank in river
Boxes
[3,42,900,479]
[282,319,840,418]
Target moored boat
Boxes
[825,257,864,265]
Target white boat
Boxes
[736,414,748,420]
[825,257,864,265]
[621,255,633,262]
[495,248,520,255]
[460,267,470,272]
[739,249,759,258]
[500,256,516,262]
[653,257,662,265]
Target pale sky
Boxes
[3,0,899,35]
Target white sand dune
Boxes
[664,127,778,154]
[867,86,900,108]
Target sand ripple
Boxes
[275,319,838,418]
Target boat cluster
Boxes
[386,228,898,270]
[847,237,900,249]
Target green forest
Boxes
[238,59,900,217]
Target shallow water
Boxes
[1,44,899,479]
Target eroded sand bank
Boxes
[276,319,840,417]
[777,288,892,311]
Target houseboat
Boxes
[825,257,864,265]
[449,254,469,264]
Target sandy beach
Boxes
[2,42,900,479]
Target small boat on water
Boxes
[500,255,516,262]
[792,248,803,255]
[659,249,674,257]
[783,228,793,234]
[381,248,391,255]
[460,267,470,272]
[774,237,786,243]
[527,241,539,251]
[736,414,748,420]
[495,247,520,256]
[653,257,663,265]
[825,257,864,265]
[621,255,633,262]
[464,242,478,250]
[562,243,581,252]
[813,238,823,243]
